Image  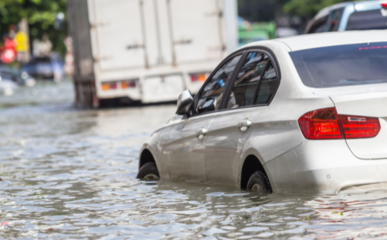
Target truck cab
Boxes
[305,1,387,34]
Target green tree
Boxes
[0,0,67,55]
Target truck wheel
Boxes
[137,162,160,180]
[246,171,272,193]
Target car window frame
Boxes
[188,50,246,118]
[219,47,281,111]
[327,8,345,32]
[305,15,329,34]
[221,50,269,109]
[187,46,281,119]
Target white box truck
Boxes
[68,0,238,107]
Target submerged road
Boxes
[1,80,387,239]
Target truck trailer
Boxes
[67,0,238,107]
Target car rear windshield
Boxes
[290,42,387,88]
[347,9,387,30]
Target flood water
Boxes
[2,81,387,239]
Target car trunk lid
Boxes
[314,85,387,159]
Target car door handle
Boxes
[238,119,252,132]
[197,128,208,140]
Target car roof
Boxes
[259,30,387,52]
[314,2,353,19]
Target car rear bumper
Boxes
[265,140,387,194]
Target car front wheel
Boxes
[246,171,272,193]
[137,162,160,180]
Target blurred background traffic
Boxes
[0,0,386,107]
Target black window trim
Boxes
[251,53,272,104]
[218,46,281,112]
[187,46,281,119]
[187,50,247,119]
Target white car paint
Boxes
[140,30,387,194]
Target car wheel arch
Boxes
[240,154,271,190]
[139,148,158,171]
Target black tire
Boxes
[246,171,272,193]
[137,162,160,180]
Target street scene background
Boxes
[2,0,387,239]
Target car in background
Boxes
[137,30,387,194]
[0,71,18,95]
[22,53,64,82]
[0,65,35,87]
[305,0,387,33]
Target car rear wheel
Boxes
[246,171,272,193]
[137,162,160,180]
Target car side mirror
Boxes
[176,90,193,115]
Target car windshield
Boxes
[290,42,387,88]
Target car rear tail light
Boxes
[381,2,387,9]
[298,107,381,140]
[298,108,343,139]
[101,82,117,91]
[190,73,208,82]
[120,80,136,89]
[339,115,380,138]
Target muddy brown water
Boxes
[1,81,387,239]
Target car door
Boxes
[165,53,243,182]
[204,50,280,186]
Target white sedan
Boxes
[138,30,387,194]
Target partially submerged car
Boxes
[0,65,36,87]
[0,75,18,95]
[138,30,387,194]
[22,53,64,82]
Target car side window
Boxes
[308,15,329,33]
[195,55,242,114]
[327,8,344,32]
[227,52,272,109]
[255,61,278,104]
